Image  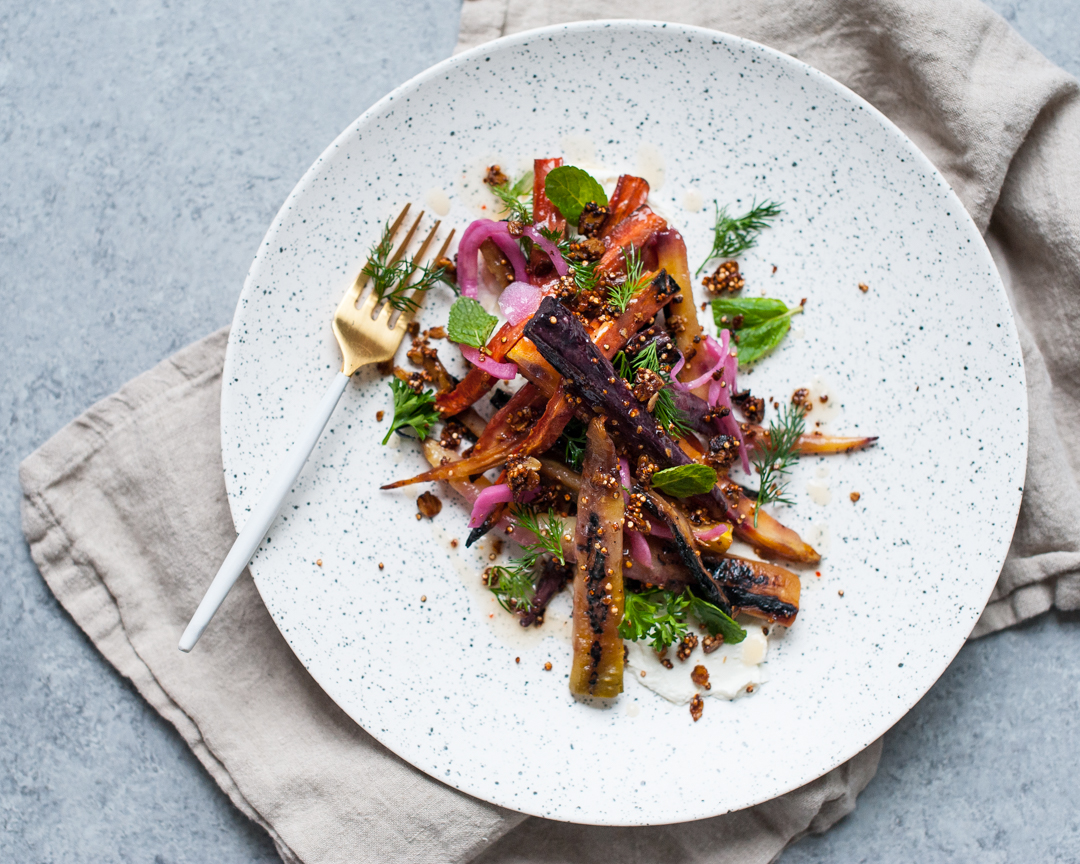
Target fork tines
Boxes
[352,204,455,329]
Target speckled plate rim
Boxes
[221,20,1028,824]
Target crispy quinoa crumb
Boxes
[702,634,724,654]
[689,694,704,721]
[702,260,745,294]
[677,632,699,661]
[417,491,442,519]
[691,664,711,689]
[376,410,385,422]
[850,491,862,502]
[483,165,509,187]
[544,662,553,671]
[858,282,870,293]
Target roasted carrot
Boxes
[569,418,624,698]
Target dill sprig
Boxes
[608,245,649,313]
[751,400,806,524]
[509,507,567,567]
[362,223,456,312]
[548,233,602,296]
[696,199,783,276]
[489,172,533,223]
[487,506,566,613]
[362,221,412,310]
[628,340,691,437]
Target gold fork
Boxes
[179,205,453,651]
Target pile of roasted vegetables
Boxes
[378,158,875,704]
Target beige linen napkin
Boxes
[20,1,1080,862]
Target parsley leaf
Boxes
[618,588,746,652]
[650,464,718,497]
[447,297,498,349]
[543,165,608,225]
[696,199,782,276]
[713,296,803,366]
[619,589,691,652]
[382,378,440,445]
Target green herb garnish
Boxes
[447,297,498,349]
[381,378,440,445]
[489,171,533,223]
[543,165,608,225]
[618,587,745,652]
[712,296,804,366]
[627,339,691,436]
[362,221,455,312]
[487,506,566,613]
[362,221,412,311]
[751,400,806,524]
[551,233,602,296]
[557,418,588,472]
[696,199,782,276]
[607,245,648,314]
[650,464,718,497]
[687,595,746,645]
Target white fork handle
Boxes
[178,371,352,652]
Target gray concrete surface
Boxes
[1,1,1077,861]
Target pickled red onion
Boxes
[468,484,513,528]
[627,530,652,567]
[521,226,568,277]
[460,345,517,380]
[456,220,529,298]
[498,281,542,325]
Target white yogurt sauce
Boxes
[624,624,770,704]
[805,522,831,556]
[801,375,842,428]
[806,465,832,505]
[682,188,705,213]
[425,187,451,217]
[635,143,666,191]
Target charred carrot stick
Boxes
[569,418,624,698]
[652,228,715,393]
[596,208,668,275]
[720,480,820,563]
[533,157,564,233]
[704,555,800,626]
[382,384,544,488]
[600,175,651,237]
[435,283,560,416]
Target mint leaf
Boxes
[651,464,718,497]
[447,297,498,349]
[543,165,608,226]
[688,594,746,644]
[712,296,803,366]
[382,378,440,445]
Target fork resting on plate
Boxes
[178,205,452,652]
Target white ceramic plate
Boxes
[220,21,1027,825]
